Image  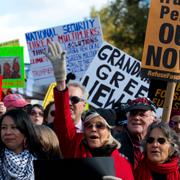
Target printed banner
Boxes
[141,0,180,82]
[25,17,103,85]
[148,79,180,110]
[81,42,150,108]
[0,46,25,88]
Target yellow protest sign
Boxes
[42,82,56,109]
[0,39,20,47]
[141,1,180,82]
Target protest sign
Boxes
[141,0,180,122]
[0,39,20,47]
[42,82,56,109]
[0,46,25,88]
[25,17,103,85]
[148,79,180,111]
[81,41,150,108]
[34,157,115,180]
[0,75,2,100]
[141,1,179,81]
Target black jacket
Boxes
[113,127,135,167]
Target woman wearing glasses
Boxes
[44,42,134,179]
[29,104,44,125]
[135,121,180,180]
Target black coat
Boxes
[113,127,135,167]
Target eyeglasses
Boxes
[30,110,44,117]
[84,122,107,130]
[50,110,55,117]
[146,137,167,145]
[70,96,84,104]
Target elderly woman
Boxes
[44,42,134,179]
[135,121,180,180]
[55,105,134,179]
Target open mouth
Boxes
[89,135,99,139]
[132,122,142,126]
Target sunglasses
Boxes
[50,110,55,117]
[84,122,107,130]
[70,96,84,104]
[30,110,44,117]
[146,137,167,145]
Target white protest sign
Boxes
[81,41,150,108]
[25,17,103,85]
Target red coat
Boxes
[54,87,134,180]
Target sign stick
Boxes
[162,82,176,123]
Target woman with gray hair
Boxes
[135,121,180,180]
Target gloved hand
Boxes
[102,176,122,180]
[44,42,66,82]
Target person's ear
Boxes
[169,144,176,157]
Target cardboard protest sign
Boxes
[0,39,20,47]
[80,41,150,108]
[141,1,180,82]
[141,0,179,122]
[25,17,103,85]
[148,79,180,111]
[0,46,25,88]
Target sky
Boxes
[0,0,109,63]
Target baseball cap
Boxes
[3,94,29,109]
[125,97,156,113]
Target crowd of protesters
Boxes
[0,41,179,180]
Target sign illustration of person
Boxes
[11,57,21,79]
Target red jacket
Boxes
[54,87,134,180]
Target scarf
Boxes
[0,148,36,180]
[83,139,116,157]
[135,156,180,180]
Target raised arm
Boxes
[44,41,66,90]
[44,42,80,157]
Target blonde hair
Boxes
[107,133,121,149]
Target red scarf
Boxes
[135,156,180,180]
